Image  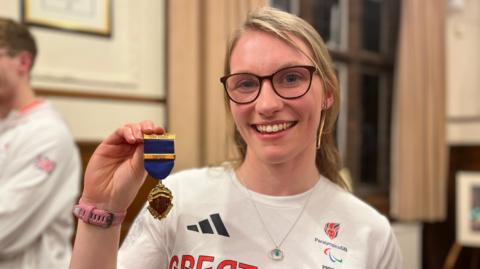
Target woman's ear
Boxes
[324,89,334,109]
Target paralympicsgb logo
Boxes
[324,223,340,240]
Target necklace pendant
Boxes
[270,248,284,261]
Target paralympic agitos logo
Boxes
[323,248,343,263]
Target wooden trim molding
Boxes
[448,116,480,123]
[35,88,166,104]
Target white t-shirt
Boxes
[119,166,402,269]
[0,101,81,269]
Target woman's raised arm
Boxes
[69,121,164,269]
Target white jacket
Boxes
[0,101,81,269]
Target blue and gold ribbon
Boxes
[144,134,175,180]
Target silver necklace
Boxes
[237,174,316,261]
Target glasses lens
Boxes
[273,66,312,98]
[225,74,260,103]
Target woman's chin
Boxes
[254,149,294,165]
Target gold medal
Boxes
[147,181,173,219]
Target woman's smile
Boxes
[253,121,296,134]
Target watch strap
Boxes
[73,202,126,228]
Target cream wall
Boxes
[0,0,166,142]
[46,97,166,141]
[447,0,480,144]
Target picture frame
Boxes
[21,0,112,37]
[456,171,480,247]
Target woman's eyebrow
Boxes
[230,62,311,75]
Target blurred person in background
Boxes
[0,17,81,269]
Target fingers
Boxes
[120,121,167,144]
[131,144,148,178]
[104,121,166,146]
[140,120,165,135]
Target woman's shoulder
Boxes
[319,177,391,228]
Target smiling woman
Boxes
[226,30,328,193]
[69,7,403,269]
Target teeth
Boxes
[256,122,292,133]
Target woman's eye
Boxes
[278,73,305,86]
[284,74,301,83]
[236,79,258,89]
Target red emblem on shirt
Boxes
[35,155,56,174]
[324,222,340,240]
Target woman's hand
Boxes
[80,121,165,212]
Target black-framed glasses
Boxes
[220,65,317,104]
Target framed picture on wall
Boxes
[456,171,480,247]
[21,0,112,37]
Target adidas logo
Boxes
[187,213,230,237]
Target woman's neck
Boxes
[236,150,320,196]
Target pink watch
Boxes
[72,202,126,228]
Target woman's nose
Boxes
[255,79,283,116]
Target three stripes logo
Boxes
[187,213,230,237]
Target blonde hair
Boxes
[223,7,349,190]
